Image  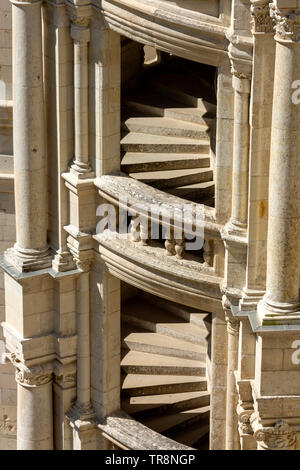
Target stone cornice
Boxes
[270,4,300,42]
[251,0,274,34]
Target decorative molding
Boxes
[7,354,54,387]
[270,4,300,43]
[251,0,274,34]
[227,33,253,80]
[237,404,254,437]
[223,295,240,334]
[251,415,298,450]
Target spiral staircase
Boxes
[121,57,216,206]
[121,293,211,450]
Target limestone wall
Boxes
[0,177,16,450]
[0,0,13,157]
[0,0,16,450]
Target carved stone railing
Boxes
[94,173,223,309]
[100,0,231,67]
[94,172,224,274]
[98,410,193,450]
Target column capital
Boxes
[70,21,90,43]
[250,0,274,34]
[227,33,253,80]
[251,415,298,450]
[222,295,240,334]
[7,354,54,387]
[67,3,91,41]
[270,4,300,42]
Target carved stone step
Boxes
[122,323,207,362]
[121,373,208,397]
[121,349,206,376]
[142,405,210,434]
[122,298,209,346]
[123,117,209,139]
[164,107,215,126]
[122,391,210,416]
[121,152,211,173]
[167,419,209,447]
[121,132,210,154]
[129,167,213,190]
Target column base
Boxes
[4,244,52,273]
[67,402,97,450]
[226,219,248,238]
[52,250,76,273]
[239,288,265,313]
[257,297,300,325]
[70,161,95,180]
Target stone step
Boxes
[121,373,207,397]
[123,117,209,139]
[122,298,209,346]
[124,91,184,118]
[122,391,210,416]
[167,181,215,201]
[150,78,216,115]
[168,420,209,448]
[121,350,206,376]
[130,168,213,190]
[121,132,210,154]
[122,324,207,362]
[142,405,210,434]
[164,107,214,126]
[142,293,211,330]
[121,152,211,173]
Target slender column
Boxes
[258,4,300,323]
[12,359,54,450]
[229,75,251,232]
[76,267,91,409]
[223,297,240,450]
[5,0,51,271]
[70,20,93,178]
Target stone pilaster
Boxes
[258,4,300,324]
[240,1,275,313]
[223,296,240,450]
[5,0,52,272]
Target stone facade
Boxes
[0,0,300,450]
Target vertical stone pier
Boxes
[258,3,300,323]
[6,0,51,271]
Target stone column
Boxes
[70,19,93,178]
[67,261,96,450]
[223,297,240,450]
[226,1,252,235]
[229,74,251,233]
[5,0,51,271]
[13,359,54,450]
[258,4,300,324]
